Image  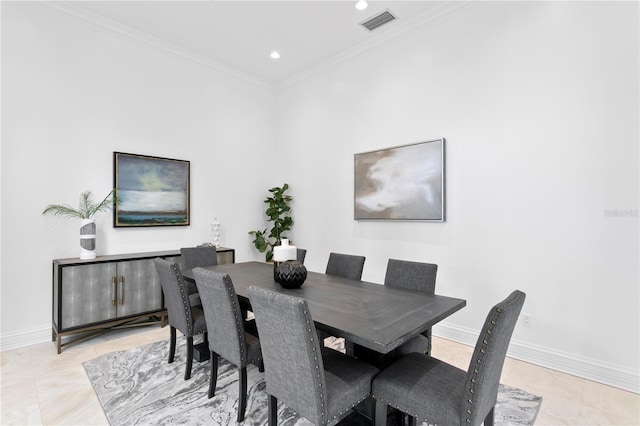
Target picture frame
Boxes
[113,152,190,227]
[354,138,445,221]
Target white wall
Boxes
[276,1,639,391]
[1,2,276,345]
[1,1,638,393]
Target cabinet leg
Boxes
[52,327,62,354]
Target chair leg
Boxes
[208,352,218,398]
[185,336,194,380]
[484,406,495,426]
[345,339,354,357]
[238,366,248,422]
[423,327,432,356]
[268,394,278,426]
[169,327,177,364]
[374,400,388,426]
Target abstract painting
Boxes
[113,152,190,227]
[354,139,445,221]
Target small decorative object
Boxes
[42,189,117,259]
[248,183,293,261]
[272,239,297,280]
[210,217,221,247]
[275,260,308,289]
[354,138,445,221]
[79,219,96,259]
[113,152,190,227]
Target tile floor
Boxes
[1,327,638,425]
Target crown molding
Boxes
[274,1,476,90]
[39,1,475,90]
[40,1,272,89]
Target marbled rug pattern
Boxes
[83,338,541,426]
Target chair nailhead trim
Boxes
[229,277,249,363]
[464,302,506,425]
[171,264,194,335]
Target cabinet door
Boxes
[217,250,234,265]
[116,259,163,317]
[61,263,117,329]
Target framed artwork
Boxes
[113,152,190,227]
[354,138,445,221]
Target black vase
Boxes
[275,260,307,289]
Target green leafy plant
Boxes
[42,189,117,219]
[249,183,293,261]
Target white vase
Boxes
[80,218,96,259]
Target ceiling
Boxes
[57,1,449,87]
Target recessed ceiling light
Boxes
[355,0,368,11]
[270,51,280,59]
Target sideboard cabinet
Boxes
[52,248,235,353]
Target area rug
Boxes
[84,337,542,426]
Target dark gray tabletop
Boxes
[182,261,466,354]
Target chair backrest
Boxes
[384,259,438,294]
[297,248,307,264]
[153,258,193,335]
[193,268,247,367]
[248,286,328,425]
[325,252,365,280]
[180,246,217,271]
[462,290,526,426]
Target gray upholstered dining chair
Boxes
[153,258,208,380]
[248,286,380,426]
[181,245,218,270]
[193,268,263,423]
[323,252,366,350]
[385,259,438,356]
[372,290,526,426]
[296,248,307,264]
[325,252,366,280]
[180,246,217,304]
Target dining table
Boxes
[181,261,466,359]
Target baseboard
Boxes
[4,322,639,394]
[434,323,640,394]
[1,325,51,352]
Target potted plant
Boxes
[248,183,293,261]
[43,189,117,259]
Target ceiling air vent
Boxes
[360,9,397,31]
